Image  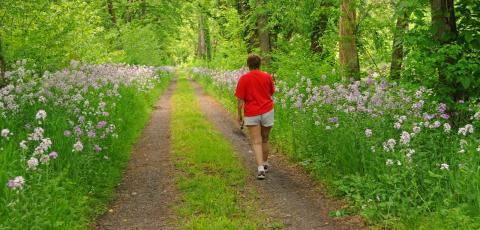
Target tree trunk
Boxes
[431,0,457,44]
[389,12,409,79]
[107,0,117,26]
[256,0,271,65]
[197,14,208,59]
[431,0,459,100]
[339,0,360,80]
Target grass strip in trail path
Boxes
[170,78,262,229]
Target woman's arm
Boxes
[237,98,245,124]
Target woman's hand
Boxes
[238,116,244,125]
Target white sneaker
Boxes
[257,170,266,180]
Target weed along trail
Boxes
[191,79,365,230]
[95,80,178,230]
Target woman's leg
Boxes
[261,126,272,163]
[247,125,264,167]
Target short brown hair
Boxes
[247,54,261,70]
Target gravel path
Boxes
[95,80,178,230]
[191,80,365,230]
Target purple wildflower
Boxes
[49,151,58,159]
[328,117,338,123]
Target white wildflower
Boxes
[73,141,83,152]
[440,163,449,170]
[35,110,47,120]
[27,157,39,170]
[386,159,394,166]
[365,129,373,137]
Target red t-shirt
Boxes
[235,69,275,117]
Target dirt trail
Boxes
[95,80,178,230]
[191,80,365,230]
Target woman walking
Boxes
[235,54,275,179]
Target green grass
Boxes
[0,73,173,229]
[170,77,263,229]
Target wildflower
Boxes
[27,157,39,170]
[33,138,52,155]
[465,124,474,134]
[78,116,85,124]
[458,100,464,104]
[413,126,421,133]
[74,126,83,136]
[19,140,28,150]
[94,145,102,153]
[423,113,435,121]
[49,151,58,159]
[438,103,447,113]
[399,116,407,123]
[400,132,410,145]
[444,123,451,133]
[96,121,107,129]
[476,145,480,152]
[440,163,449,170]
[474,112,480,120]
[397,160,402,166]
[40,155,49,164]
[413,100,424,109]
[73,141,83,152]
[35,110,47,120]
[386,159,394,166]
[365,129,373,137]
[458,149,465,154]
[406,149,415,161]
[64,130,71,137]
[325,126,331,130]
[87,129,96,138]
[28,127,44,141]
[460,139,468,149]
[1,129,11,138]
[394,122,401,129]
[6,176,25,190]
[415,90,423,98]
[328,117,338,123]
[432,121,441,128]
[383,139,396,152]
[440,114,449,119]
[371,146,376,152]
[314,121,320,126]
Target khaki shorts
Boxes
[244,109,274,127]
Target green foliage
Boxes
[0,0,184,73]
